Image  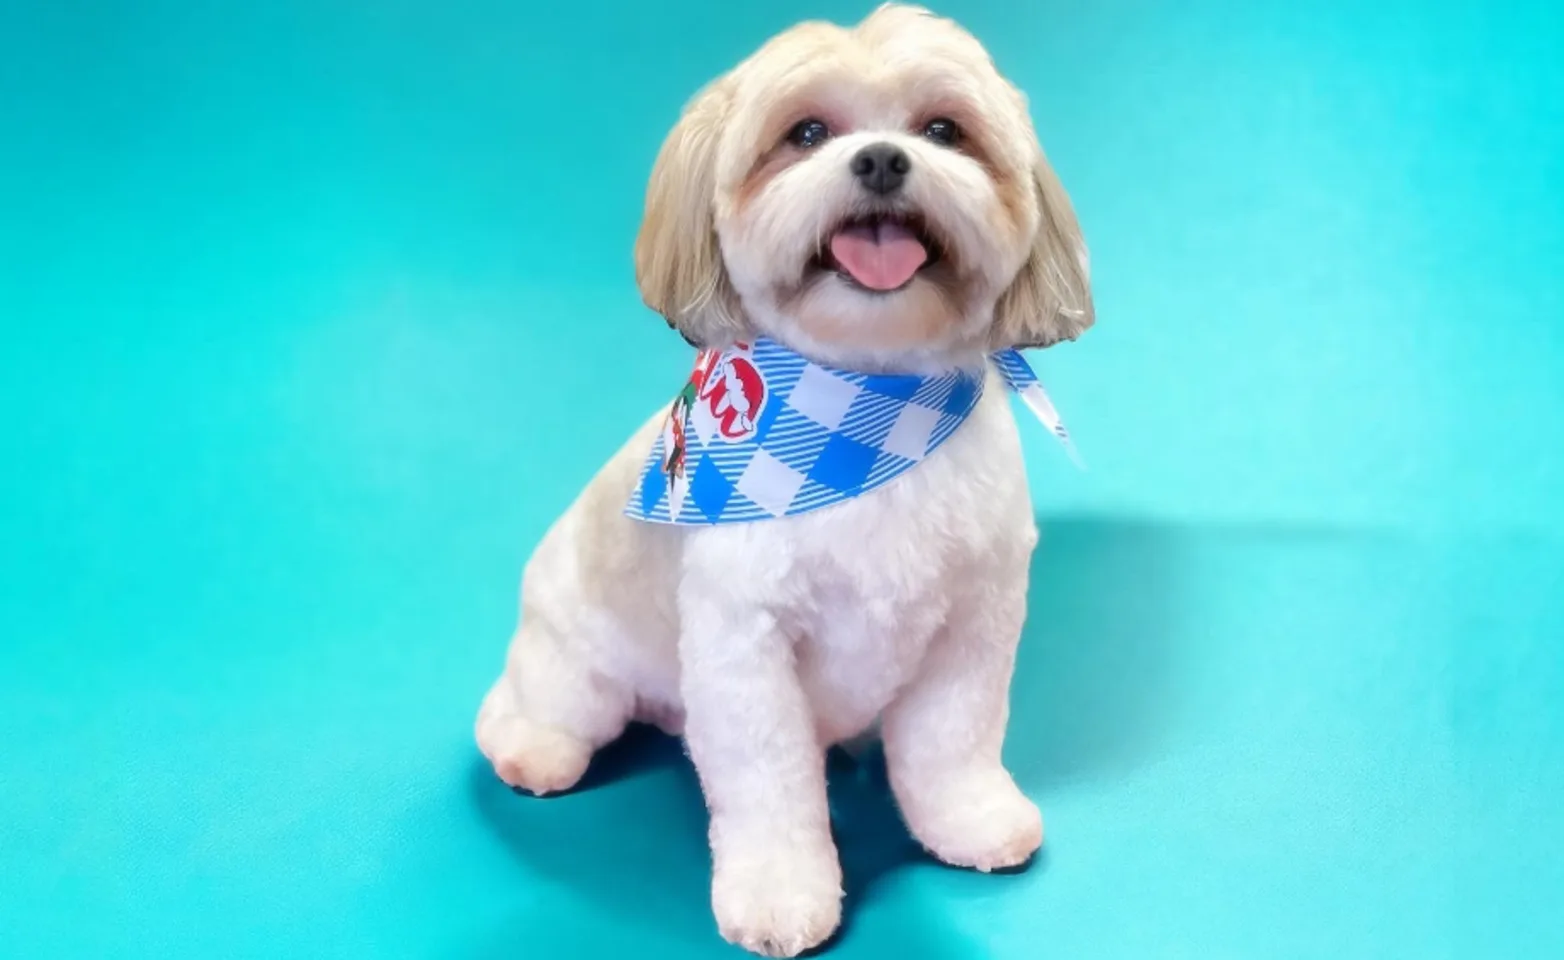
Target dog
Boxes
[476,5,1092,955]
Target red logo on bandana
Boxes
[697,344,767,441]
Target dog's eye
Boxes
[922,117,960,146]
[786,119,831,148]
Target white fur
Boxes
[477,6,1091,956]
[478,374,1039,954]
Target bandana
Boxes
[626,338,1076,526]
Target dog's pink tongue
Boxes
[829,221,928,291]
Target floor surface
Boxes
[3,2,1561,957]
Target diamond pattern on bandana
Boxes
[626,340,1070,526]
[859,373,923,401]
[736,447,807,517]
[880,402,941,461]
[637,459,667,516]
[836,389,908,448]
[806,433,879,492]
[758,405,832,471]
[941,376,979,416]
[789,364,861,429]
[688,454,733,522]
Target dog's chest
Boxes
[677,385,1030,741]
[789,543,956,743]
[777,401,1028,740]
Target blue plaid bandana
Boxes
[626,338,1076,526]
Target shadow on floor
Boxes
[1007,514,1189,792]
[469,513,1186,954]
[467,729,715,953]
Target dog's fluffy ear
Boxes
[634,82,746,348]
[992,152,1094,350]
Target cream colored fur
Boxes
[477,6,1092,956]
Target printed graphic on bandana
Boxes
[657,344,769,520]
[658,349,716,521]
[689,343,767,443]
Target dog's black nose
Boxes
[850,143,910,195]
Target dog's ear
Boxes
[634,82,746,348]
[991,151,1094,350]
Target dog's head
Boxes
[634,4,1092,369]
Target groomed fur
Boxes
[480,6,1092,956]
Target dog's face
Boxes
[635,4,1092,370]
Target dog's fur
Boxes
[476,6,1092,955]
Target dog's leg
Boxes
[680,599,843,958]
[881,566,1043,872]
[475,619,632,796]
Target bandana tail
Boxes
[994,349,1084,469]
[1016,380,1085,469]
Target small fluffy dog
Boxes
[477,5,1092,955]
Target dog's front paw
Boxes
[901,770,1043,872]
[712,843,843,957]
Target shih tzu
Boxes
[476,4,1093,955]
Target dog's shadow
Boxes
[1006,514,1186,792]
[469,513,1183,953]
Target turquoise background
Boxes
[2,1,1561,957]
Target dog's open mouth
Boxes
[816,214,943,293]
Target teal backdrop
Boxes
[2,1,1561,957]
